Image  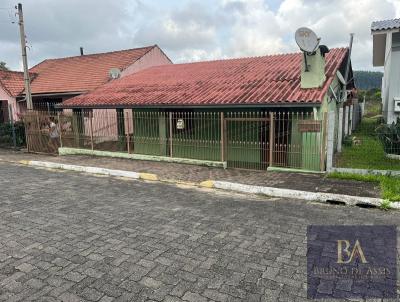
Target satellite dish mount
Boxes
[295,27,321,72]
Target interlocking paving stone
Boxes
[0,161,398,301]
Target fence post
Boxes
[220,112,225,162]
[326,111,335,172]
[169,112,173,157]
[89,111,94,151]
[57,112,63,148]
[126,111,130,154]
[337,107,343,152]
[320,112,327,171]
[349,105,353,135]
[344,106,349,136]
[7,104,16,149]
[269,112,274,167]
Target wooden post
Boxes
[169,112,173,157]
[269,112,274,167]
[220,112,225,162]
[89,111,94,151]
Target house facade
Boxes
[59,47,355,172]
[0,70,25,122]
[1,45,172,120]
[371,18,400,124]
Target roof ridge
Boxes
[160,47,348,67]
[38,45,156,62]
[372,17,400,24]
[0,69,24,74]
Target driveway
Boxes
[0,162,398,302]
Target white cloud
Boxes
[220,0,287,57]
[0,0,398,71]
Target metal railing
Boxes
[23,109,327,171]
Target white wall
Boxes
[382,32,400,124]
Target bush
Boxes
[0,122,26,147]
[376,118,400,155]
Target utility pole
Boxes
[17,3,33,110]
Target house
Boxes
[1,45,172,119]
[58,47,355,171]
[0,70,26,122]
[371,18,400,124]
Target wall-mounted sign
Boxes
[176,119,185,130]
[298,120,321,133]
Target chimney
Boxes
[80,47,84,56]
[301,46,329,89]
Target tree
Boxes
[0,61,9,71]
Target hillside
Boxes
[354,71,383,90]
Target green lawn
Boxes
[328,172,400,202]
[336,116,400,170]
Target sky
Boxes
[0,0,399,71]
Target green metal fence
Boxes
[23,109,327,171]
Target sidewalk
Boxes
[0,148,380,198]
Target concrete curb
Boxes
[201,180,388,210]
[58,147,227,169]
[20,160,158,181]
[16,160,392,210]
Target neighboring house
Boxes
[0,70,26,122]
[3,45,172,119]
[60,47,355,171]
[371,18,400,124]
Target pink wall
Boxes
[0,86,18,121]
[120,46,172,77]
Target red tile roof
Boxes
[29,46,157,95]
[62,48,349,108]
[0,70,27,97]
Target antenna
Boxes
[109,68,121,80]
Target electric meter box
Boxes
[394,97,400,113]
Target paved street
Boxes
[0,162,398,302]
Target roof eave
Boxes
[57,102,322,110]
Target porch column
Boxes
[337,107,343,152]
[116,108,126,151]
[72,108,85,148]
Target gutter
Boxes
[56,102,321,110]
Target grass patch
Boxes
[328,172,400,202]
[336,117,400,170]
[380,199,392,211]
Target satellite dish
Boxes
[295,27,320,53]
[109,68,121,79]
[336,70,346,85]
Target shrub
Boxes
[0,122,25,147]
[376,118,400,155]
